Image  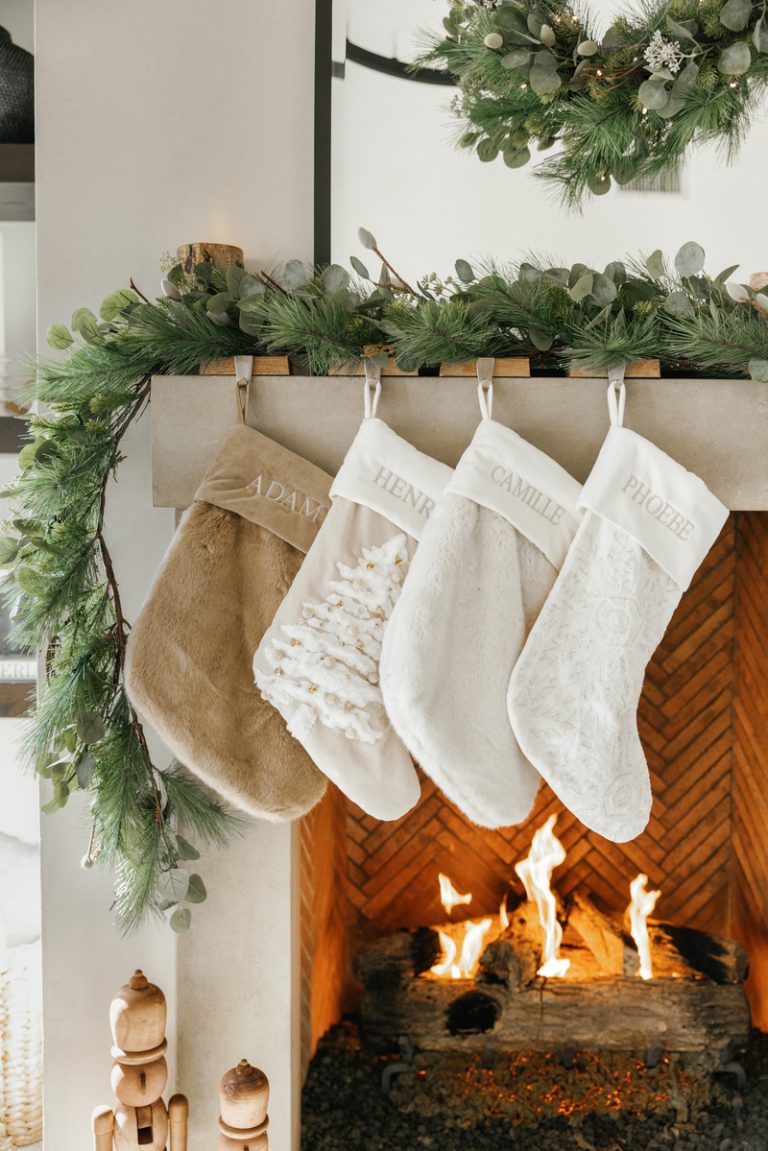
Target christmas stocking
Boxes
[253,381,452,820]
[125,422,331,821]
[379,376,583,828]
[507,382,728,842]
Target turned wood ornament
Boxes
[217,1059,269,1150]
[176,242,244,274]
[92,970,188,1151]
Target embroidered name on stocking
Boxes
[621,474,695,541]
[248,474,329,523]
[490,466,566,526]
[373,466,436,519]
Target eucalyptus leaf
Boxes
[206,293,234,314]
[725,280,750,302]
[604,261,627,285]
[0,537,18,567]
[666,15,696,39]
[358,227,378,251]
[455,258,475,283]
[284,260,308,288]
[539,24,556,46]
[720,0,751,32]
[16,566,47,597]
[71,307,98,334]
[176,835,201,862]
[170,907,192,933]
[350,255,371,280]
[225,265,246,298]
[186,874,207,904]
[664,290,695,318]
[320,264,350,293]
[718,41,752,74]
[477,138,500,162]
[239,310,264,336]
[519,262,542,286]
[673,61,699,96]
[503,144,531,168]
[529,51,562,95]
[753,17,768,52]
[754,292,768,312]
[502,48,530,68]
[638,77,671,111]
[748,358,768,381]
[157,868,190,904]
[570,272,594,302]
[76,752,95,789]
[675,241,706,277]
[527,12,543,36]
[591,273,618,305]
[209,311,230,328]
[238,273,265,299]
[47,323,74,350]
[577,40,599,55]
[99,289,139,322]
[645,249,666,278]
[529,329,554,351]
[77,710,106,745]
[656,94,685,119]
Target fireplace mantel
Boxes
[151,374,768,512]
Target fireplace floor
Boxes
[302,1021,768,1151]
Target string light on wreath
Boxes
[423,0,768,209]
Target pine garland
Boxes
[422,0,768,208]
[3,236,766,932]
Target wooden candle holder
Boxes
[91,970,189,1151]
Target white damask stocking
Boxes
[253,380,452,820]
[379,378,583,828]
[507,387,728,843]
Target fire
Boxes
[515,815,570,979]
[499,893,509,931]
[438,873,472,915]
[431,920,493,979]
[628,873,660,980]
[431,873,491,979]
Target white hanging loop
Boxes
[606,363,627,427]
[233,355,253,424]
[363,359,382,419]
[476,357,495,420]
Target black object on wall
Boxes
[0,28,34,144]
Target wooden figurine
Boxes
[91,970,189,1151]
[217,1059,269,1150]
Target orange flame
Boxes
[514,815,570,979]
[438,872,472,915]
[431,919,493,979]
[628,873,660,980]
[499,893,509,931]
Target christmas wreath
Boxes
[3,234,766,932]
[423,0,768,207]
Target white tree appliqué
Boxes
[256,534,408,742]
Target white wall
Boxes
[35,2,315,1149]
[0,0,33,52]
[332,0,768,279]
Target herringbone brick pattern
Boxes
[345,519,739,935]
[732,512,768,1027]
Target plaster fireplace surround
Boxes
[153,372,768,1146]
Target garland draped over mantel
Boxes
[422,0,768,208]
[3,233,767,933]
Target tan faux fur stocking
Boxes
[125,424,331,821]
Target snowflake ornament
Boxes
[643,30,684,74]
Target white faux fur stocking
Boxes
[253,409,452,820]
[508,419,728,843]
[379,409,583,828]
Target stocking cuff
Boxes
[579,425,728,590]
[194,425,332,553]
[445,419,582,569]
[330,417,452,540]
